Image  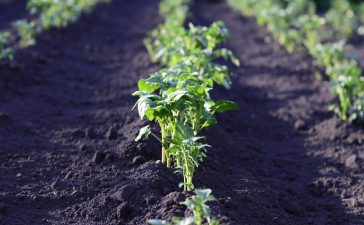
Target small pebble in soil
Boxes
[51,180,59,189]
[116,202,132,219]
[223,198,237,209]
[132,156,146,165]
[92,151,105,164]
[112,184,137,202]
[294,119,308,131]
[79,144,87,151]
[341,190,351,199]
[146,195,157,206]
[345,154,359,169]
[106,127,117,140]
[85,128,97,139]
[64,172,73,179]
[163,187,170,195]
[105,153,115,162]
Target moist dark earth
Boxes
[0,0,28,30]
[0,0,364,224]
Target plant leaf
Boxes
[213,100,239,113]
[135,125,151,142]
[175,121,194,140]
[138,79,160,93]
[201,117,217,129]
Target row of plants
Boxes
[227,0,364,123]
[133,0,240,224]
[323,0,364,38]
[0,0,111,61]
[134,0,239,192]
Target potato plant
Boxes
[145,21,239,89]
[27,0,111,29]
[148,189,219,225]
[12,20,40,48]
[325,0,356,38]
[134,70,238,190]
[0,32,13,60]
[134,0,239,191]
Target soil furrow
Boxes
[189,1,364,225]
[0,0,364,225]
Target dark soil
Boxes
[0,0,363,225]
[0,0,28,30]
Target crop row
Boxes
[133,0,240,224]
[228,0,364,123]
[0,0,111,61]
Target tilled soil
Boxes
[0,0,27,30]
[0,0,363,225]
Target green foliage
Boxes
[145,21,239,89]
[148,189,219,225]
[325,0,356,38]
[227,0,364,123]
[159,0,190,25]
[133,69,238,190]
[0,0,111,61]
[12,20,40,48]
[135,0,239,191]
[0,32,13,60]
[27,0,111,29]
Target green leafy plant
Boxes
[148,189,219,225]
[325,0,356,38]
[228,0,364,123]
[12,20,40,48]
[135,0,240,191]
[27,0,111,30]
[0,0,110,62]
[0,32,13,60]
[145,21,239,89]
[133,70,238,190]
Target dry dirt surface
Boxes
[0,0,364,225]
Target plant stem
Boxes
[182,147,192,191]
[160,124,171,167]
[159,122,167,165]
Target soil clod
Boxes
[92,151,106,164]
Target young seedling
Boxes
[133,70,238,190]
[145,21,240,89]
[148,189,220,225]
[12,20,40,48]
[0,32,13,60]
[136,0,240,191]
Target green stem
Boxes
[159,122,167,165]
[171,117,180,167]
[150,132,162,143]
[337,87,348,120]
[182,147,192,191]
[160,124,171,168]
